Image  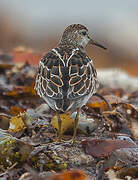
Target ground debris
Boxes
[0,130,34,168]
[0,50,137,179]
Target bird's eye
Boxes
[81,31,87,36]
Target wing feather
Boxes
[35,48,99,111]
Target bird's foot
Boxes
[55,136,78,144]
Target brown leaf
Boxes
[86,95,122,112]
[81,138,136,158]
[0,63,14,69]
[5,85,37,97]
[10,106,25,116]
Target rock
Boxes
[98,68,138,92]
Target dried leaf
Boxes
[0,63,14,69]
[10,106,25,116]
[81,138,136,158]
[86,95,121,112]
[8,113,27,132]
[8,112,32,133]
[51,114,74,134]
[47,170,87,180]
[5,85,37,97]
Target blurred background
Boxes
[0,0,138,76]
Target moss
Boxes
[31,150,67,171]
[0,132,33,168]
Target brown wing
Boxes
[35,48,98,111]
[67,51,98,100]
[34,51,64,100]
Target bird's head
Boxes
[59,24,106,49]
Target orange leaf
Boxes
[5,85,37,97]
[47,170,87,180]
[10,106,25,116]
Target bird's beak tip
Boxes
[89,39,107,50]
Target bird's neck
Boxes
[58,40,86,52]
[58,40,76,48]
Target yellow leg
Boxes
[57,113,62,142]
[72,109,79,143]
